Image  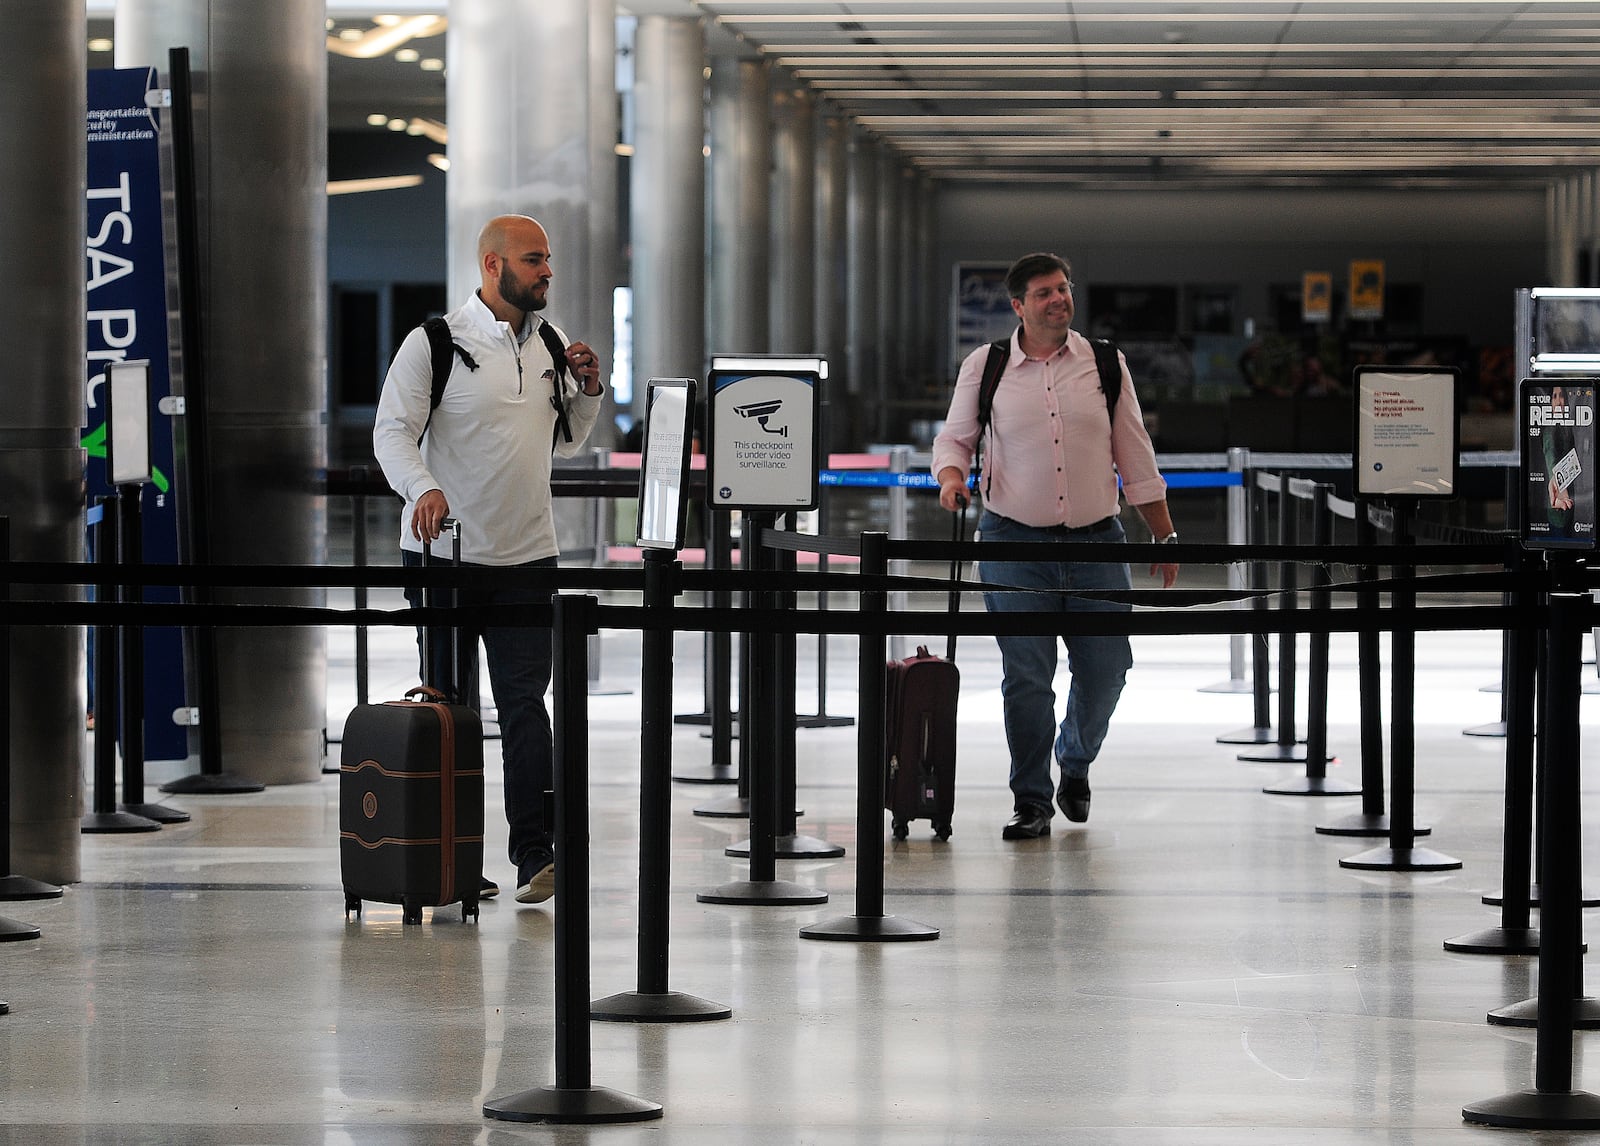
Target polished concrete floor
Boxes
[4,587,1599,1144]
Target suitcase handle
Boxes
[421,519,466,704]
[404,686,448,703]
[947,498,969,663]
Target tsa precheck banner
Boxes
[87,66,186,761]
[706,362,820,511]
[1522,379,1597,549]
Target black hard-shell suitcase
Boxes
[340,520,484,924]
[884,503,967,841]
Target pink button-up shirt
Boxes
[931,328,1167,529]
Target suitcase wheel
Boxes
[344,893,362,919]
[933,822,953,842]
[892,819,909,841]
[402,897,424,926]
[462,896,479,923]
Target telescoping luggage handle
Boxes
[946,494,969,663]
[421,518,465,704]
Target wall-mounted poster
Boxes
[952,263,1014,366]
[1302,272,1332,323]
[706,356,822,512]
[1521,378,1597,549]
[1354,364,1460,497]
[1349,259,1385,320]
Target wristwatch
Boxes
[1157,531,1178,544]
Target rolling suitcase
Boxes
[341,520,484,924]
[885,504,967,841]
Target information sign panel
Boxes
[636,378,696,551]
[706,357,821,512]
[107,359,153,486]
[1521,378,1597,549]
[1354,364,1460,498]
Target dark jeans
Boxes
[403,551,555,870]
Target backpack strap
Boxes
[536,319,574,446]
[1090,337,1123,425]
[417,316,479,444]
[971,334,1012,495]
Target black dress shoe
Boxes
[1057,777,1091,823]
[1002,806,1052,840]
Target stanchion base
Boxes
[0,874,63,901]
[1443,926,1540,956]
[1315,813,1432,838]
[0,915,41,942]
[725,833,845,860]
[159,772,265,795]
[483,1085,662,1125]
[800,914,940,942]
[121,802,191,825]
[693,796,750,819]
[671,766,738,786]
[696,879,828,906]
[796,714,855,729]
[1488,995,1600,1029]
[80,811,161,834]
[1482,884,1600,909]
[1198,679,1254,695]
[1262,775,1360,797]
[1462,720,1507,738]
[1339,844,1462,871]
[1216,725,1275,745]
[1237,745,1317,763]
[590,990,732,1023]
[1464,1088,1600,1129]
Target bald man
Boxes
[374,214,605,905]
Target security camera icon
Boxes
[735,398,787,436]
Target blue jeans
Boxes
[403,551,555,870]
[978,512,1133,816]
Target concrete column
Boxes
[769,74,815,355]
[845,127,880,445]
[630,14,706,411]
[917,175,939,376]
[706,55,770,357]
[814,109,849,443]
[588,2,620,442]
[874,149,902,441]
[0,3,86,882]
[117,0,328,786]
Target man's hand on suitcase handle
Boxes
[412,488,451,543]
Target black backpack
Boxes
[417,315,573,446]
[971,331,1122,492]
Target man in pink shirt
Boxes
[933,252,1179,839]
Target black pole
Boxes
[1218,473,1274,745]
[1464,562,1600,1130]
[117,487,188,824]
[158,47,261,797]
[484,595,662,1126]
[1265,482,1357,796]
[0,515,57,931]
[802,531,937,942]
[1341,500,1459,872]
[685,510,742,795]
[591,553,729,1023]
[698,514,826,906]
[1239,475,1307,763]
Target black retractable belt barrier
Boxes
[1341,500,1460,872]
[592,553,730,1024]
[726,519,841,861]
[1264,481,1357,797]
[117,488,188,824]
[83,494,159,836]
[802,531,938,943]
[687,511,746,804]
[484,595,663,1127]
[698,515,826,907]
[797,490,852,729]
[1217,473,1276,746]
[0,516,57,939]
[1463,563,1600,1131]
[1238,474,1312,764]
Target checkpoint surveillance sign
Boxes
[706,357,822,511]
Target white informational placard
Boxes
[636,378,696,551]
[1354,365,1459,498]
[107,359,153,486]
[706,357,822,511]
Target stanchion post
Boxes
[1201,445,1252,693]
[484,594,663,1125]
[802,531,937,942]
[592,554,730,1023]
[1239,474,1309,763]
[0,515,57,928]
[683,509,741,792]
[1218,472,1275,745]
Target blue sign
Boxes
[87,67,186,761]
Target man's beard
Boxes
[499,264,548,312]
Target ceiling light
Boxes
[395,48,420,63]
[387,118,407,131]
[372,14,404,28]
[405,122,425,136]
[88,38,113,53]
[366,113,388,127]
[427,154,449,171]
[407,118,449,144]
[615,143,635,157]
[338,28,363,42]
[327,15,446,59]
[328,175,425,196]
[420,58,444,71]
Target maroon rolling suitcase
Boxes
[340,521,484,924]
[885,504,967,841]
